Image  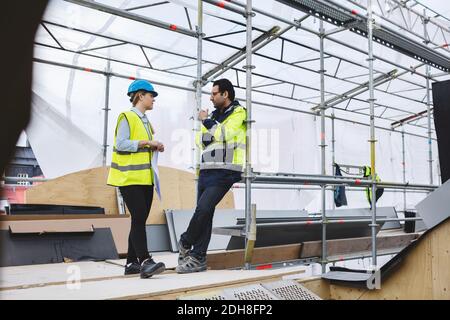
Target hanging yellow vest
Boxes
[363,166,382,206]
[196,105,246,172]
[107,111,154,186]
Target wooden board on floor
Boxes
[0,252,179,291]
[24,166,235,225]
[0,261,124,291]
[0,266,307,300]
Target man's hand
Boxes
[198,109,208,121]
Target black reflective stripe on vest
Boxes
[113,147,150,155]
[111,163,151,171]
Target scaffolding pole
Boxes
[64,0,198,37]
[319,20,327,274]
[251,173,436,191]
[232,184,430,194]
[194,0,203,200]
[203,0,247,16]
[402,126,407,213]
[331,111,336,211]
[102,60,111,166]
[244,0,255,270]
[423,10,434,186]
[367,0,378,269]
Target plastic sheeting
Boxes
[27,0,447,213]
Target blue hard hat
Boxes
[127,79,158,97]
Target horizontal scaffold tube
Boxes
[252,173,437,191]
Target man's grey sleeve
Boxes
[115,118,139,152]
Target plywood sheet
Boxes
[0,265,307,300]
[0,261,124,291]
[0,253,179,291]
[25,166,117,214]
[327,218,450,299]
[24,166,235,225]
[9,224,94,234]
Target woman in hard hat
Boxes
[107,79,166,278]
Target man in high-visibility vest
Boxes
[176,79,246,274]
[363,166,384,209]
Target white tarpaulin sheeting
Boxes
[27,0,448,212]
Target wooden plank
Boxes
[207,244,302,270]
[300,233,419,258]
[0,261,124,291]
[146,273,306,300]
[9,224,94,234]
[206,233,417,270]
[0,254,179,291]
[24,166,235,225]
[0,266,308,300]
[0,214,111,221]
[25,166,117,214]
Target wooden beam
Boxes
[300,233,419,258]
[207,233,420,270]
[207,244,303,270]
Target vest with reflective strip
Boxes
[196,105,246,172]
[365,174,381,203]
[107,111,153,186]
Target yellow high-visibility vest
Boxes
[107,111,153,186]
[363,166,382,205]
[196,105,246,173]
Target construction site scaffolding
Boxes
[24,0,449,275]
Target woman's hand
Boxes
[148,140,164,152]
[138,140,164,152]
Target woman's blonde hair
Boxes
[131,90,147,106]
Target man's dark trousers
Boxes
[180,181,232,259]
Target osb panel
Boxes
[25,167,117,214]
[298,277,331,300]
[329,219,450,300]
[430,220,450,299]
[24,166,235,225]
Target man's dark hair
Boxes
[213,78,235,101]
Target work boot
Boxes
[178,239,191,264]
[176,255,207,274]
[140,258,166,279]
[124,261,141,275]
